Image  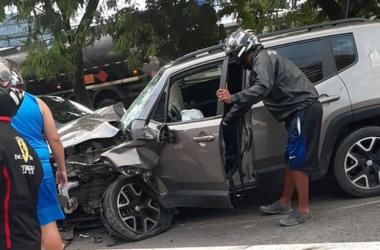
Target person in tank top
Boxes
[7,59,67,250]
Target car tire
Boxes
[334,126,380,197]
[101,176,174,241]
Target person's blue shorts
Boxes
[37,159,65,226]
[285,101,323,174]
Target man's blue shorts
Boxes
[37,158,65,226]
[285,101,323,174]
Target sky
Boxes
[132,0,146,10]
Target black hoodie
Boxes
[225,49,319,123]
[0,117,42,250]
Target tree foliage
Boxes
[217,0,288,33]
[217,0,380,34]
[312,0,376,20]
[109,0,220,68]
[0,0,119,107]
[2,0,380,108]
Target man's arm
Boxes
[232,52,275,106]
[36,98,67,188]
[223,52,276,124]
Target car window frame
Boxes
[268,36,336,85]
[328,33,358,74]
[150,59,226,125]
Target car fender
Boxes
[100,138,161,173]
[315,110,353,180]
[316,105,380,180]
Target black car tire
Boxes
[334,126,380,197]
[101,176,174,241]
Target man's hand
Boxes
[216,88,232,104]
[56,170,68,189]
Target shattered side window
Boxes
[330,34,357,71]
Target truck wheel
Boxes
[96,98,117,108]
[101,176,174,241]
[334,126,380,197]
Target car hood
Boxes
[58,113,119,148]
[92,105,121,122]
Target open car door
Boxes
[146,59,233,209]
[222,63,257,192]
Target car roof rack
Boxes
[260,18,368,41]
[172,43,225,65]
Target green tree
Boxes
[0,0,119,107]
[109,0,220,68]
[218,0,380,34]
[313,0,374,20]
[281,0,326,28]
[217,0,288,33]
[285,0,380,26]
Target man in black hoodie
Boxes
[217,29,322,226]
[0,58,43,249]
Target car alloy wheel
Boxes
[116,183,161,234]
[344,137,380,189]
[102,176,174,241]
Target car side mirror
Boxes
[158,124,176,143]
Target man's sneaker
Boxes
[260,201,293,214]
[279,210,312,226]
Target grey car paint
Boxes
[253,36,352,173]
[337,24,380,111]
[93,104,123,121]
[58,113,119,148]
[149,118,232,209]
[99,58,234,209]
[55,20,380,242]
[58,104,123,148]
[101,137,161,171]
[59,20,380,215]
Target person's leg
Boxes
[279,166,296,206]
[260,115,296,215]
[260,166,293,214]
[41,222,62,250]
[292,169,310,214]
[279,169,312,226]
[279,102,322,226]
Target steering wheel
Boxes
[169,105,181,122]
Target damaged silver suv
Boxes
[58,18,380,240]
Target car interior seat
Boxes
[168,82,185,121]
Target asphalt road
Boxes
[65,177,380,250]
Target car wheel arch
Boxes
[316,105,380,181]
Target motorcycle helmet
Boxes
[225,28,262,68]
[0,58,24,117]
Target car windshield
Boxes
[41,96,93,124]
[121,70,164,130]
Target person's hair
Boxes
[5,59,21,73]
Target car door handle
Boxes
[319,94,340,104]
[193,135,215,142]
